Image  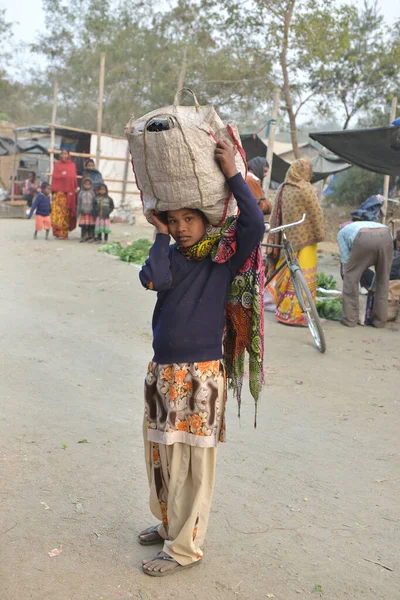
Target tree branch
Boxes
[294,90,320,119]
[265,4,285,22]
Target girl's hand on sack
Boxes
[147,211,169,235]
[215,140,238,179]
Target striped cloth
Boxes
[79,214,95,226]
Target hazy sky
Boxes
[2,0,400,87]
[3,0,400,51]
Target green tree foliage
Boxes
[217,0,400,151]
[0,10,41,122]
[2,0,399,141]
[356,101,400,129]
[26,0,273,134]
[329,166,384,206]
[0,8,17,122]
[309,2,400,129]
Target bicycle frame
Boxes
[262,213,306,284]
[261,213,326,353]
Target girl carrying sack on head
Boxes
[127,93,265,577]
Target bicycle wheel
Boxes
[291,268,326,353]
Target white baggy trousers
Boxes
[144,436,218,566]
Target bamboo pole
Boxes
[382,96,398,223]
[44,171,138,189]
[49,80,59,183]
[103,189,138,195]
[16,123,126,140]
[96,53,106,169]
[121,145,131,207]
[48,149,127,162]
[11,129,18,201]
[263,87,281,193]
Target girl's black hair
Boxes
[98,183,108,194]
[29,171,36,178]
[158,208,208,225]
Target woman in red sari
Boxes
[51,150,78,239]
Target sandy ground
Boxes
[1,218,399,600]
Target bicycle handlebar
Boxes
[268,213,306,234]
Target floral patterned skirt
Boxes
[275,244,317,326]
[144,360,226,448]
[51,192,70,239]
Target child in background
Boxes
[81,158,104,193]
[77,177,96,242]
[95,184,114,243]
[27,182,52,240]
[22,171,41,207]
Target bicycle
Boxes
[262,213,326,354]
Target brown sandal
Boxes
[142,552,202,577]
[138,525,163,546]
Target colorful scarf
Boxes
[178,217,264,426]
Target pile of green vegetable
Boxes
[99,238,152,264]
[99,242,122,256]
[316,296,342,320]
[316,272,342,321]
[316,272,337,290]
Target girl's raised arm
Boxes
[140,213,172,291]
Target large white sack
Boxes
[125,89,247,226]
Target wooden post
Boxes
[175,47,188,104]
[121,144,131,209]
[49,80,58,183]
[96,53,106,169]
[11,128,18,201]
[263,87,281,193]
[382,95,398,223]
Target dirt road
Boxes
[1,219,399,600]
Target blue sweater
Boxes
[139,173,265,364]
[28,193,51,218]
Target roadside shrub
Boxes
[328,167,384,206]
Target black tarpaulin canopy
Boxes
[241,134,290,183]
[309,126,400,176]
[241,133,350,184]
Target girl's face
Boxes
[86,161,94,170]
[83,179,92,190]
[167,209,207,248]
[29,172,35,181]
[99,186,107,196]
[60,150,69,162]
